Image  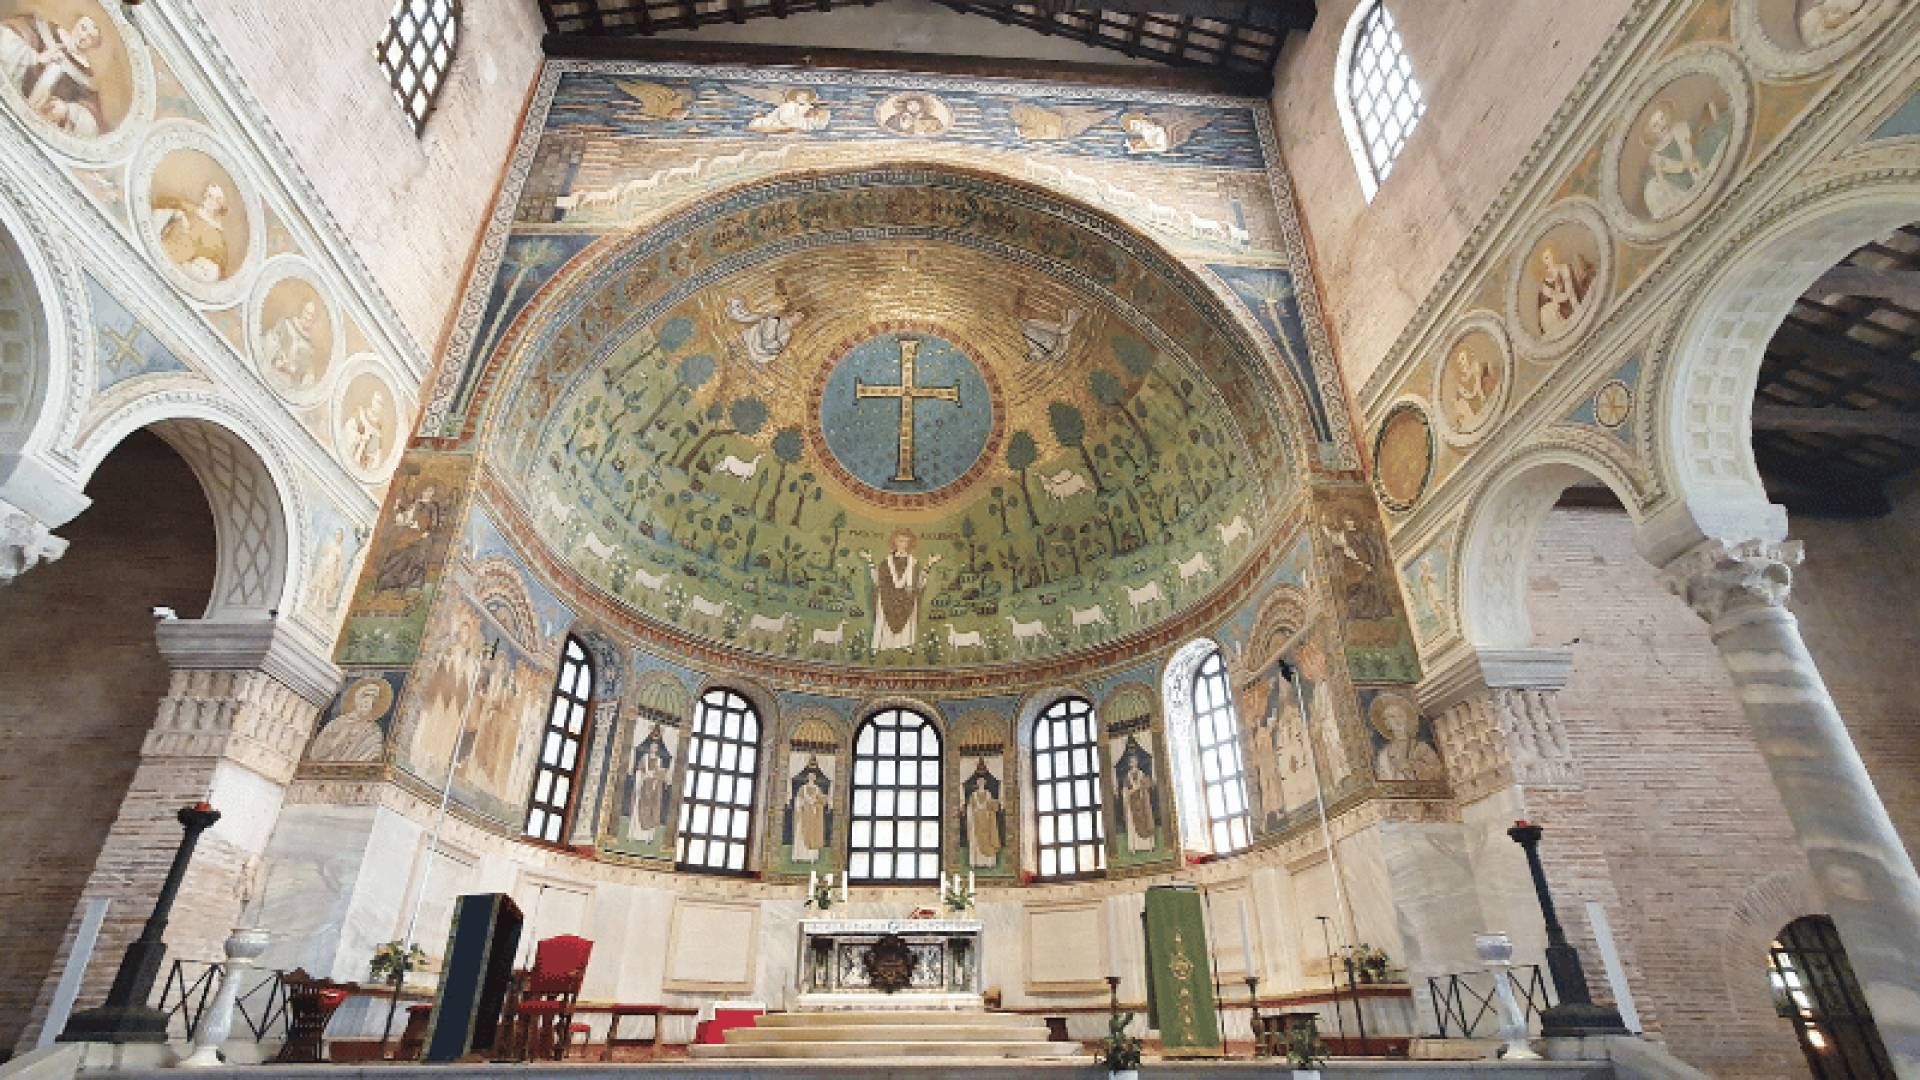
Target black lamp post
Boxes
[62,803,222,1043]
[1506,821,1628,1038]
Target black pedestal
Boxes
[60,805,221,1044]
[1508,823,1629,1039]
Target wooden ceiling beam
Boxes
[544,31,1276,94]
[1751,403,1920,439]
[1771,320,1920,397]
[1811,265,1920,310]
[962,0,1313,29]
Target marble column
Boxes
[1420,649,1629,1027]
[17,617,339,1051]
[1664,539,1920,1077]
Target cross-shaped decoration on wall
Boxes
[854,336,961,483]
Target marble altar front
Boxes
[795,918,984,1011]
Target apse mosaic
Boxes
[426,58,1358,473]
[489,169,1293,673]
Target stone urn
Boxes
[1474,930,1542,1061]
[177,928,272,1068]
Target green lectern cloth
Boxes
[1143,884,1222,1056]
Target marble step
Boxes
[730,1023,1054,1043]
[761,1010,1040,1028]
[689,1039,1077,1060]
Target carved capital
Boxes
[1661,539,1801,626]
[1431,685,1579,805]
[145,668,324,785]
[0,499,67,583]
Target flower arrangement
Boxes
[1099,1010,1143,1072]
[369,941,428,984]
[1352,942,1393,983]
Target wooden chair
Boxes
[499,935,594,1061]
[272,969,356,1064]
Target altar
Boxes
[794,918,984,1011]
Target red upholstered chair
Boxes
[500,935,594,1061]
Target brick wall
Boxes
[0,431,215,1052]
[1526,506,1808,1079]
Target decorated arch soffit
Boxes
[424,143,1332,685]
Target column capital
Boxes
[1660,538,1800,628]
[0,497,68,584]
[156,617,342,707]
[1419,647,1574,715]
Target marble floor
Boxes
[103,1061,1617,1079]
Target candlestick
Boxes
[1246,974,1263,1059]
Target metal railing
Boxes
[155,960,292,1043]
[1427,965,1554,1038]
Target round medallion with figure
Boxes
[812,326,1000,510]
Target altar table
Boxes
[795,918,983,1010]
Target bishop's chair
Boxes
[499,934,595,1061]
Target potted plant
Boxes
[369,941,428,984]
[1099,1009,1142,1080]
[1285,1023,1329,1080]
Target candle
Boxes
[968,870,975,895]
[1239,900,1254,974]
[841,872,849,903]
[1107,902,1123,979]
[809,870,818,898]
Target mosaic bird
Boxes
[1008,101,1112,141]
[613,79,691,121]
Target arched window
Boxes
[1190,649,1253,853]
[849,708,943,883]
[1767,915,1894,1076]
[675,688,762,874]
[378,0,460,134]
[1335,0,1427,201]
[525,636,591,843]
[1033,696,1107,880]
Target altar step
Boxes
[689,1009,1078,1060]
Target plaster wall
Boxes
[1526,506,1807,1080]
[1269,0,1635,395]
[184,0,545,356]
[1787,481,1920,863]
[0,432,215,1050]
